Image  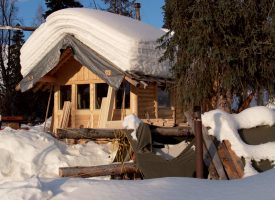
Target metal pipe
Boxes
[194,106,204,178]
[134,3,141,21]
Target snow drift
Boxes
[202,106,275,177]
[0,125,118,180]
[20,8,170,78]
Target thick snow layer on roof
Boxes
[202,106,275,177]
[21,8,170,78]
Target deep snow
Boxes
[1,107,275,199]
[20,8,170,78]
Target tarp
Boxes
[238,125,275,172]
[19,35,125,92]
[126,123,196,179]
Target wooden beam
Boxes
[98,86,115,128]
[125,76,140,87]
[56,128,132,139]
[59,162,139,178]
[32,82,44,93]
[220,140,244,179]
[55,126,191,140]
[0,25,36,31]
[39,75,57,83]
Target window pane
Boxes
[95,83,108,109]
[158,87,170,108]
[116,82,130,109]
[60,85,71,109]
[77,84,90,109]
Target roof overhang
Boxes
[19,34,125,92]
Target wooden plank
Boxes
[202,126,228,179]
[53,85,59,133]
[59,101,71,129]
[99,86,115,128]
[39,75,57,83]
[185,112,228,180]
[217,141,240,179]
[223,140,244,178]
[98,98,107,128]
[71,84,76,128]
[59,162,138,178]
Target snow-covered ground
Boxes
[1,107,275,199]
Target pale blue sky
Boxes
[17,0,165,28]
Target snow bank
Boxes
[0,126,118,180]
[21,8,170,78]
[1,169,275,200]
[202,106,275,176]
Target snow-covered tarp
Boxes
[20,8,170,91]
[202,106,275,177]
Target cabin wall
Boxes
[51,56,184,131]
[52,58,133,131]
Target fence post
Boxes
[194,106,204,178]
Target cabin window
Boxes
[59,85,71,109]
[157,87,171,108]
[95,83,108,109]
[77,84,90,109]
[116,82,130,109]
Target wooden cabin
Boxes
[30,48,184,132]
[17,9,186,132]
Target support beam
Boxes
[39,75,57,83]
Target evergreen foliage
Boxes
[0,24,24,115]
[44,0,83,18]
[160,0,275,111]
[102,0,136,17]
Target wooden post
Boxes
[71,84,76,128]
[44,85,53,132]
[193,106,204,178]
[130,85,138,116]
[53,85,59,133]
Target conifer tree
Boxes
[160,0,275,111]
[7,26,24,115]
[102,0,136,17]
[44,0,83,18]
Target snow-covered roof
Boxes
[20,8,170,79]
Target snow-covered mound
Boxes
[21,8,169,78]
[0,126,118,180]
[1,169,275,199]
[202,106,275,177]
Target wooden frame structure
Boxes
[30,49,184,133]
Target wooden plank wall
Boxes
[137,84,157,119]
